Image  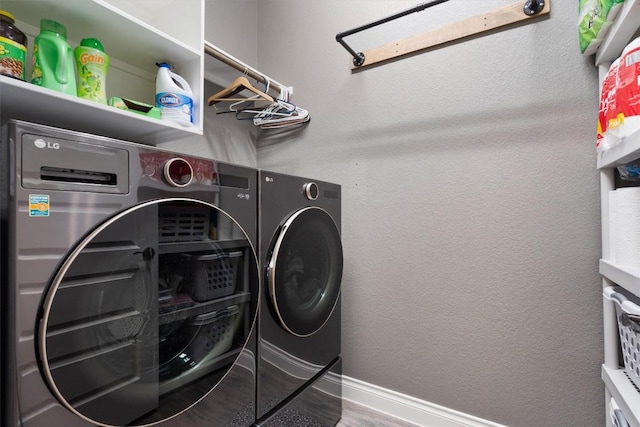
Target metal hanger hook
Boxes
[523,0,545,16]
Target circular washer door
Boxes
[268,206,343,337]
[37,199,258,427]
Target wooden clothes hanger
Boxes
[207,76,274,105]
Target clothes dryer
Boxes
[0,120,259,427]
[255,170,342,426]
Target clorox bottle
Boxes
[155,62,193,126]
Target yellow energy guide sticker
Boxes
[29,194,50,217]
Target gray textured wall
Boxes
[253,1,603,426]
[159,1,259,166]
[159,79,259,167]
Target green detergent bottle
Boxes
[74,38,109,103]
[31,19,76,96]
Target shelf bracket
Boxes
[337,0,550,70]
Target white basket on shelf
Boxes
[605,286,640,390]
[609,397,631,427]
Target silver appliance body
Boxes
[255,170,342,426]
[0,120,259,427]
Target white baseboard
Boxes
[260,341,503,427]
[341,375,507,427]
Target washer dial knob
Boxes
[163,158,193,187]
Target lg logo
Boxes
[34,138,60,150]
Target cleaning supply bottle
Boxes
[31,19,76,96]
[155,62,193,126]
[74,38,109,104]
[0,10,27,80]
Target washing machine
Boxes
[0,120,260,427]
[255,170,343,426]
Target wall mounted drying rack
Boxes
[204,41,310,129]
[336,0,451,66]
[336,0,549,70]
[204,41,289,97]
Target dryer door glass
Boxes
[37,199,258,426]
[268,207,343,337]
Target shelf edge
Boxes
[599,259,640,297]
[597,129,640,169]
[595,0,640,65]
[0,76,203,145]
[602,365,640,427]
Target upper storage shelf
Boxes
[0,0,204,145]
[594,0,640,169]
[595,0,640,65]
[600,259,640,298]
[597,128,640,169]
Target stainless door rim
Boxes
[267,206,342,338]
[37,197,260,427]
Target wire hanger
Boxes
[207,76,275,105]
[251,86,309,128]
[210,78,309,129]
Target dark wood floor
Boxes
[338,400,419,427]
[257,358,418,427]
[139,350,417,426]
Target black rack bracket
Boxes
[523,0,545,16]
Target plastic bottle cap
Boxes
[40,19,67,38]
[157,62,172,69]
[80,38,104,52]
[0,10,16,22]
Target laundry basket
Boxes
[186,305,240,361]
[180,251,242,302]
[605,286,640,390]
[159,205,210,242]
[158,305,240,380]
[609,397,631,427]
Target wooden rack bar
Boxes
[345,0,550,70]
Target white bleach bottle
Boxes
[155,62,193,126]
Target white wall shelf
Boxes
[597,129,640,169]
[0,75,196,144]
[602,366,640,427]
[596,1,640,425]
[596,0,640,66]
[0,0,204,144]
[599,259,640,297]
